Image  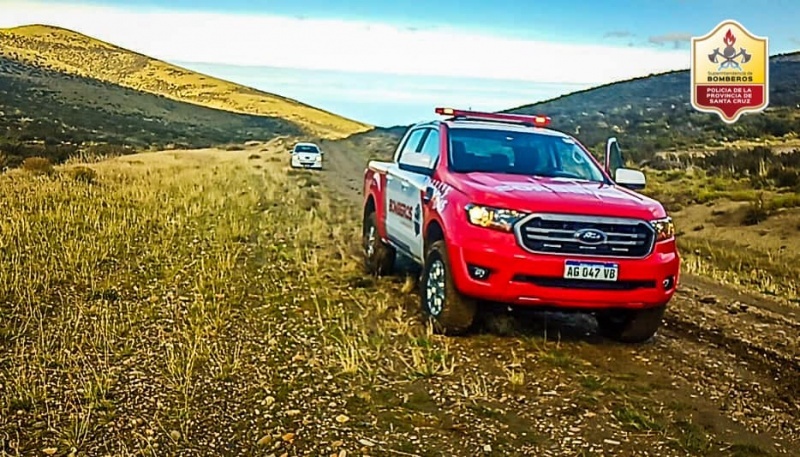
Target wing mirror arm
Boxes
[422,186,434,203]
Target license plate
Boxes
[564,260,618,281]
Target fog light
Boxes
[662,276,675,290]
[467,264,491,280]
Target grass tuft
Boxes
[21,156,55,175]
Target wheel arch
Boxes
[424,218,445,255]
[364,194,376,220]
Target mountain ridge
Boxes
[0,54,308,168]
[504,51,800,161]
[0,24,372,139]
[505,49,800,114]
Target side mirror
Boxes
[419,154,434,169]
[398,153,435,176]
[418,155,436,176]
[615,168,646,190]
[407,153,434,169]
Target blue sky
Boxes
[20,0,797,51]
[2,0,799,125]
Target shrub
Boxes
[741,194,769,226]
[21,157,55,175]
[248,154,261,160]
[67,166,98,184]
[773,169,800,188]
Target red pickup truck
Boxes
[362,108,679,343]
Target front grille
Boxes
[513,275,656,290]
[514,213,655,258]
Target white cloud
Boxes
[0,1,690,84]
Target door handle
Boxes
[400,181,409,189]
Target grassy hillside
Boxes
[0,56,308,168]
[506,52,800,162]
[0,24,371,140]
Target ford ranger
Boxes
[361,108,680,343]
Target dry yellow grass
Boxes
[0,143,795,455]
[0,143,476,454]
[639,168,800,301]
[0,24,372,139]
[673,200,800,300]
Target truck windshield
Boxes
[448,127,606,182]
[294,145,319,153]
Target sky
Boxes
[2,0,799,126]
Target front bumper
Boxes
[291,158,322,169]
[448,229,680,310]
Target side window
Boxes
[417,128,440,165]
[398,128,436,170]
[396,129,426,162]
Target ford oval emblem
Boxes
[574,228,607,245]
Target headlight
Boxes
[650,217,675,241]
[315,155,321,161]
[465,204,526,232]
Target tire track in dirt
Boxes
[310,132,800,453]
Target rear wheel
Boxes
[420,240,477,335]
[363,212,395,275]
[595,305,667,343]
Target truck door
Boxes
[394,127,440,262]
[385,128,427,256]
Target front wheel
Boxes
[420,240,477,335]
[595,304,667,343]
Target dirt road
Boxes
[314,134,800,456]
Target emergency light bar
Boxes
[435,107,551,128]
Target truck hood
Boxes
[450,172,666,220]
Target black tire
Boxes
[420,240,477,335]
[595,304,667,343]
[363,211,395,275]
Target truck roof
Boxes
[410,118,572,139]
[408,107,573,140]
[442,119,571,138]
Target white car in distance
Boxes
[290,142,324,170]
